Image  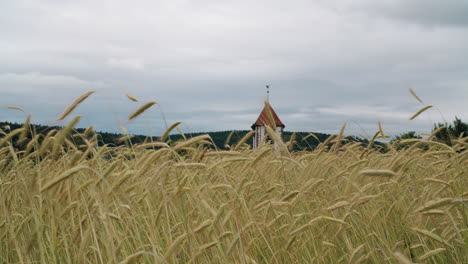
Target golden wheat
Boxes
[409,88,424,104]
[410,105,433,120]
[1,105,466,264]
[57,90,95,121]
[358,169,397,177]
[128,100,157,120]
[7,105,25,112]
[125,93,139,102]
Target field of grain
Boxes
[1,114,467,264]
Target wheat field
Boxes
[1,103,467,263]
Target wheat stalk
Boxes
[359,169,397,177]
[57,90,95,121]
[408,88,424,103]
[410,105,433,120]
[160,122,182,142]
[418,248,447,261]
[41,166,93,192]
[7,106,25,112]
[128,100,157,120]
[125,93,139,102]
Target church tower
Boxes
[251,102,285,149]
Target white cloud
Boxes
[107,58,145,71]
[317,106,412,120]
[0,72,103,88]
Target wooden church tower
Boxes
[251,99,285,149]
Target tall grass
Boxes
[0,106,467,263]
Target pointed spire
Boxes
[266,84,270,102]
[251,102,285,129]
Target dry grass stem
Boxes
[410,105,433,120]
[359,169,397,177]
[409,88,424,104]
[128,100,157,120]
[57,90,95,121]
[125,93,139,102]
[7,106,25,112]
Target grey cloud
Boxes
[357,0,468,27]
[0,0,467,137]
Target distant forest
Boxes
[0,121,369,151]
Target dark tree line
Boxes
[433,117,467,146]
[392,117,467,151]
[3,117,464,152]
[0,121,341,151]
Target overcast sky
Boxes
[1,0,467,137]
